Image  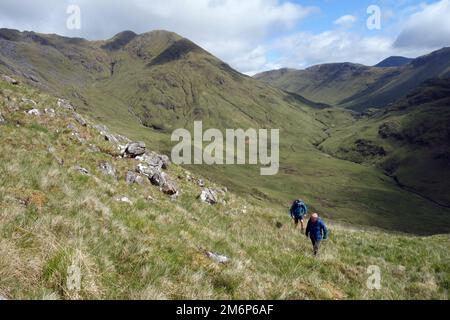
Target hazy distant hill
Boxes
[374,56,413,68]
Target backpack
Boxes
[292,200,306,216]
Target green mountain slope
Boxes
[1,29,450,235]
[255,48,450,111]
[318,78,450,207]
[1,77,449,300]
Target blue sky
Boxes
[1,0,449,74]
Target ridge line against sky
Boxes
[0,0,450,75]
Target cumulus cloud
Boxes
[394,0,450,49]
[0,0,316,74]
[270,31,394,69]
[333,15,357,29]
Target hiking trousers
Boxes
[310,238,321,256]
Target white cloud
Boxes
[394,0,450,49]
[333,15,357,29]
[271,31,393,68]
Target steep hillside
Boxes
[1,29,450,235]
[255,48,450,111]
[1,76,449,300]
[318,78,450,207]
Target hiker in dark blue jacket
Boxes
[305,213,328,256]
[290,199,308,233]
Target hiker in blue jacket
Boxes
[290,199,308,233]
[305,213,328,256]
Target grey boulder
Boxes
[124,142,146,157]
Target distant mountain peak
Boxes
[374,56,413,68]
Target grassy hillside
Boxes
[318,78,450,208]
[255,48,450,111]
[1,77,449,300]
[1,29,450,235]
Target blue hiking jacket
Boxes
[290,201,307,219]
[306,219,328,241]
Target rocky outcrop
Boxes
[199,188,218,204]
[136,152,170,170]
[124,141,146,158]
[137,164,179,195]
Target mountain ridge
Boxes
[255,47,450,111]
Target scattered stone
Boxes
[126,171,144,185]
[159,154,170,169]
[27,109,41,116]
[196,179,205,187]
[136,163,158,179]
[137,164,179,195]
[199,188,218,205]
[57,98,75,111]
[124,141,146,158]
[161,177,179,196]
[2,75,19,85]
[206,251,230,264]
[136,152,169,170]
[44,108,56,117]
[0,113,6,125]
[115,196,133,205]
[73,165,89,175]
[73,112,87,126]
[98,161,116,178]
[47,146,56,154]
